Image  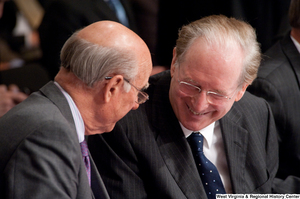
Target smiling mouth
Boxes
[188,106,205,115]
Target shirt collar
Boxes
[291,35,300,54]
[180,122,216,149]
[54,82,85,143]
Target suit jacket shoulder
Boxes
[0,82,96,198]
[254,32,300,80]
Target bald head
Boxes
[77,21,148,56]
[57,20,152,88]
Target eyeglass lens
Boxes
[178,81,229,105]
[137,92,148,104]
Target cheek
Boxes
[213,103,233,120]
[170,89,190,116]
[120,93,136,113]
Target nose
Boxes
[191,91,209,110]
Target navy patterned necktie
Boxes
[187,132,226,198]
[80,140,91,186]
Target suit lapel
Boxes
[281,32,300,88]
[40,82,98,198]
[155,120,206,198]
[220,103,249,193]
[149,72,206,198]
[90,155,110,199]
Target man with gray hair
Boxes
[248,0,300,193]
[88,15,278,198]
[0,20,152,198]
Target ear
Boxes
[103,75,124,103]
[234,83,249,102]
[170,48,177,77]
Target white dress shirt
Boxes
[181,121,232,193]
[291,35,300,54]
[54,82,85,143]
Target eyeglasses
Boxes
[105,76,149,104]
[177,80,236,105]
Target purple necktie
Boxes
[80,140,91,186]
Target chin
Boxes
[181,118,212,131]
[181,121,199,131]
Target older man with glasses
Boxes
[0,20,152,198]
[89,15,278,198]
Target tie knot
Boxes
[189,132,203,140]
[187,132,204,152]
[80,140,89,157]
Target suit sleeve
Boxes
[88,122,148,199]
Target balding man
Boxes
[0,21,152,199]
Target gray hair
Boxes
[60,31,138,91]
[289,0,300,28]
[174,15,261,86]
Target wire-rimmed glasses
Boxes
[105,76,149,104]
[178,80,237,105]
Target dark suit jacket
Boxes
[89,70,278,198]
[248,32,300,193]
[38,0,137,79]
[0,82,110,199]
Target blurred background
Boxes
[0,0,292,93]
